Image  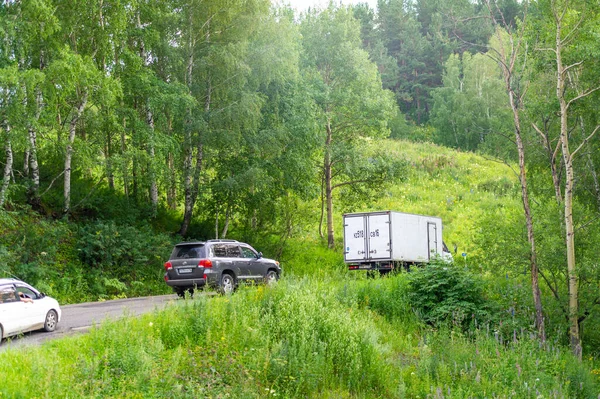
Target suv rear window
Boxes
[172,245,206,259]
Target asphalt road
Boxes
[1,294,178,351]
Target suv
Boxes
[163,239,281,296]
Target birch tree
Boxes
[532,0,600,358]
[45,52,100,217]
[301,5,397,248]
[482,0,546,342]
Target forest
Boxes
[1,0,600,397]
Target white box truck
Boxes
[343,210,451,273]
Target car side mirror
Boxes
[39,292,46,298]
[258,252,263,259]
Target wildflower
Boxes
[149,322,153,327]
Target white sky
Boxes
[278,0,378,13]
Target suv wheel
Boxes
[265,270,279,285]
[220,273,235,294]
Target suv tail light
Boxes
[199,259,212,268]
[164,261,173,271]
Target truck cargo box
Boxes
[343,211,449,268]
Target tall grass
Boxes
[1,275,598,398]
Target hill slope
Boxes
[2,139,599,397]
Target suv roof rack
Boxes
[206,239,239,243]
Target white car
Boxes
[0,278,61,342]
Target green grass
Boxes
[1,275,598,398]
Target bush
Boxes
[76,220,174,298]
[407,261,493,331]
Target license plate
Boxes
[179,268,193,274]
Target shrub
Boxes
[76,220,174,296]
[407,261,493,331]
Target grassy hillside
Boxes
[2,139,599,397]
[280,139,522,276]
[0,139,522,299]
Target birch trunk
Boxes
[319,173,325,238]
[29,126,40,196]
[167,152,177,210]
[555,17,581,359]
[215,207,219,239]
[106,129,114,190]
[132,152,139,202]
[166,114,177,210]
[180,133,194,235]
[324,117,334,248]
[179,111,195,235]
[178,12,197,237]
[63,92,88,216]
[23,147,29,177]
[510,90,545,342]
[485,0,545,341]
[121,110,129,198]
[146,107,159,215]
[27,89,42,205]
[221,207,230,238]
[137,10,159,215]
[179,15,209,236]
[0,124,13,208]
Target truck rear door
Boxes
[367,213,391,260]
[427,222,438,259]
[344,215,367,262]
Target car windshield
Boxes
[173,245,206,259]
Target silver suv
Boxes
[163,239,281,296]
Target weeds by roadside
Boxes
[1,275,597,398]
